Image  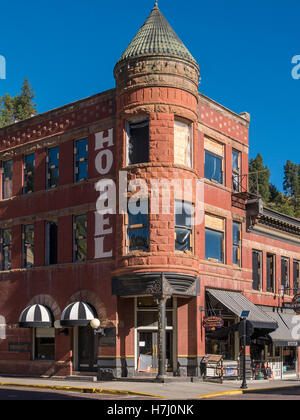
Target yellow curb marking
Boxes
[197,384,300,399]
[197,390,243,399]
[0,382,165,399]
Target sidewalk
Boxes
[0,375,300,399]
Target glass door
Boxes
[78,326,97,372]
[137,331,158,372]
[137,330,173,373]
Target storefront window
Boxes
[34,328,55,361]
[282,347,297,373]
[205,319,235,360]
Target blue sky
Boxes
[0,0,299,190]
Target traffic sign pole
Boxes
[241,317,248,390]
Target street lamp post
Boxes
[240,310,250,390]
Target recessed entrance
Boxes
[137,330,173,373]
[77,326,97,372]
[135,296,175,374]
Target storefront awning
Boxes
[60,301,97,327]
[207,289,278,330]
[259,306,300,347]
[19,304,53,328]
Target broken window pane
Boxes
[205,228,224,263]
[252,250,262,291]
[232,222,241,266]
[46,221,58,265]
[23,224,34,268]
[127,120,149,165]
[205,151,223,184]
[127,205,149,252]
[74,214,87,262]
[1,228,12,271]
[75,139,88,182]
[175,200,192,252]
[24,153,35,194]
[232,149,241,192]
[2,160,12,199]
[47,147,59,189]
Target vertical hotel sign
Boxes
[94,128,114,259]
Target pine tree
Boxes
[283,160,299,197]
[0,94,15,127]
[14,78,37,121]
[0,78,37,128]
[249,153,270,202]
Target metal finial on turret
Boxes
[154,0,158,9]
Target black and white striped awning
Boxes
[19,304,53,328]
[60,302,97,327]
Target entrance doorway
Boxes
[77,326,97,372]
[137,330,173,373]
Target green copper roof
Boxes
[116,3,198,67]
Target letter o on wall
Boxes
[95,150,113,175]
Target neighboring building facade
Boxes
[0,2,299,380]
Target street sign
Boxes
[240,310,250,319]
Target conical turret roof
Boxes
[116,2,198,68]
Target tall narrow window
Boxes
[23,153,35,194]
[293,261,300,293]
[281,257,290,291]
[126,120,149,165]
[126,201,149,252]
[1,228,12,271]
[73,214,87,262]
[175,200,193,252]
[174,120,192,167]
[204,138,224,185]
[23,224,34,268]
[74,139,88,182]
[45,221,58,265]
[205,214,225,263]
[232,222,241,266]
[232,149,241,192]
[267,254,276,293]
[2,160,12,199]
[252,250,262,291]
[46,147,59,189]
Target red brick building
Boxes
[0,2,299,381]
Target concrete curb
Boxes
[197,384,300,399]
[0,382,166,399]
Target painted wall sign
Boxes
[203,316,224,331]
[8,342,30,353]
[283,294,300,314]
[94,128,114,259]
